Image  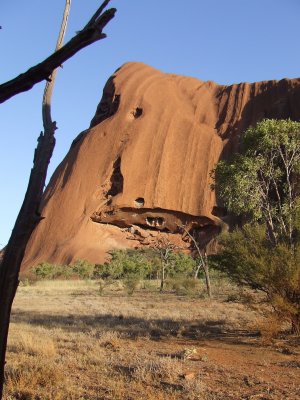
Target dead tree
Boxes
[178,225,212,298]
[152,236,177,292]
[0,0,115,104]
[0,1,116,397]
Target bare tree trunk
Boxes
[152,237,176,293]
[194,263,202,279]
[203,252,212,298]
[43,0,71,130]
[178,225,212,298]
[160,263,166,292]
[0,1,71,395]
[0,2,115,397]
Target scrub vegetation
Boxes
[4,278,300,400]
[212,119,300,333]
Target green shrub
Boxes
[100,249,160,280]
[213,224,300,334]
[93,263,110,279]
[31,262,68,280]
[123,274,140,295]
[168,253,196,278]
[71,259,95,279]
[31,260,95,280]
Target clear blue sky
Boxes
[0,0,300,246]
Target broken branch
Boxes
[0,1,116,104]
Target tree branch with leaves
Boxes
[211,119,300,246]
[211,119,300,333]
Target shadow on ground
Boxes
[11,309,260,344]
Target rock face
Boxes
[22,62,300,270]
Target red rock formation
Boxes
[21,62,300,269]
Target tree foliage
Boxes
[29,249,200,297]
[99,248,196,281]
[102,249,154,279]
[212,119,300,333]
[212,119,300,245]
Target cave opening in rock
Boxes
[107,156,124,197]
[105,210,115,216]
[131,107,143,119]
[134,197,145,208]
[146,216,165,228]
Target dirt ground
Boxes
[4,280,300,399]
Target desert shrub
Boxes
[31,260,96,280]
[31,262,53,279]
[98,249,160,280]
[19,270,39,285]
[181,277,198,291]
[4,356,67,399]
[31,262,71,280]
[98,250,137,279]
[71,259,95,279]
[213,224,300,333]
[123,273,140,295]
[256,314,285,341]
[97,278,110,295]
[141,279,158,291]
[93,263,110,279]
[166,276,198,296]
[96,249,156,294]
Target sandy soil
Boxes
[4,280,300,399]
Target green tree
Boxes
[104,249,153,279]
[152,237,178,292]
[212,119,300,246]
[212,119,300,333]
[168,252,196,278]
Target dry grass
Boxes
[3,280,300,399]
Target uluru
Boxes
[21,62,300,270]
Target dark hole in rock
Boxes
[146,216,165,228]
[212,206,227,217]
[134,197,145,208]
[107,156,124,197]
[105,210,115,216]
[132,107,143,118]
